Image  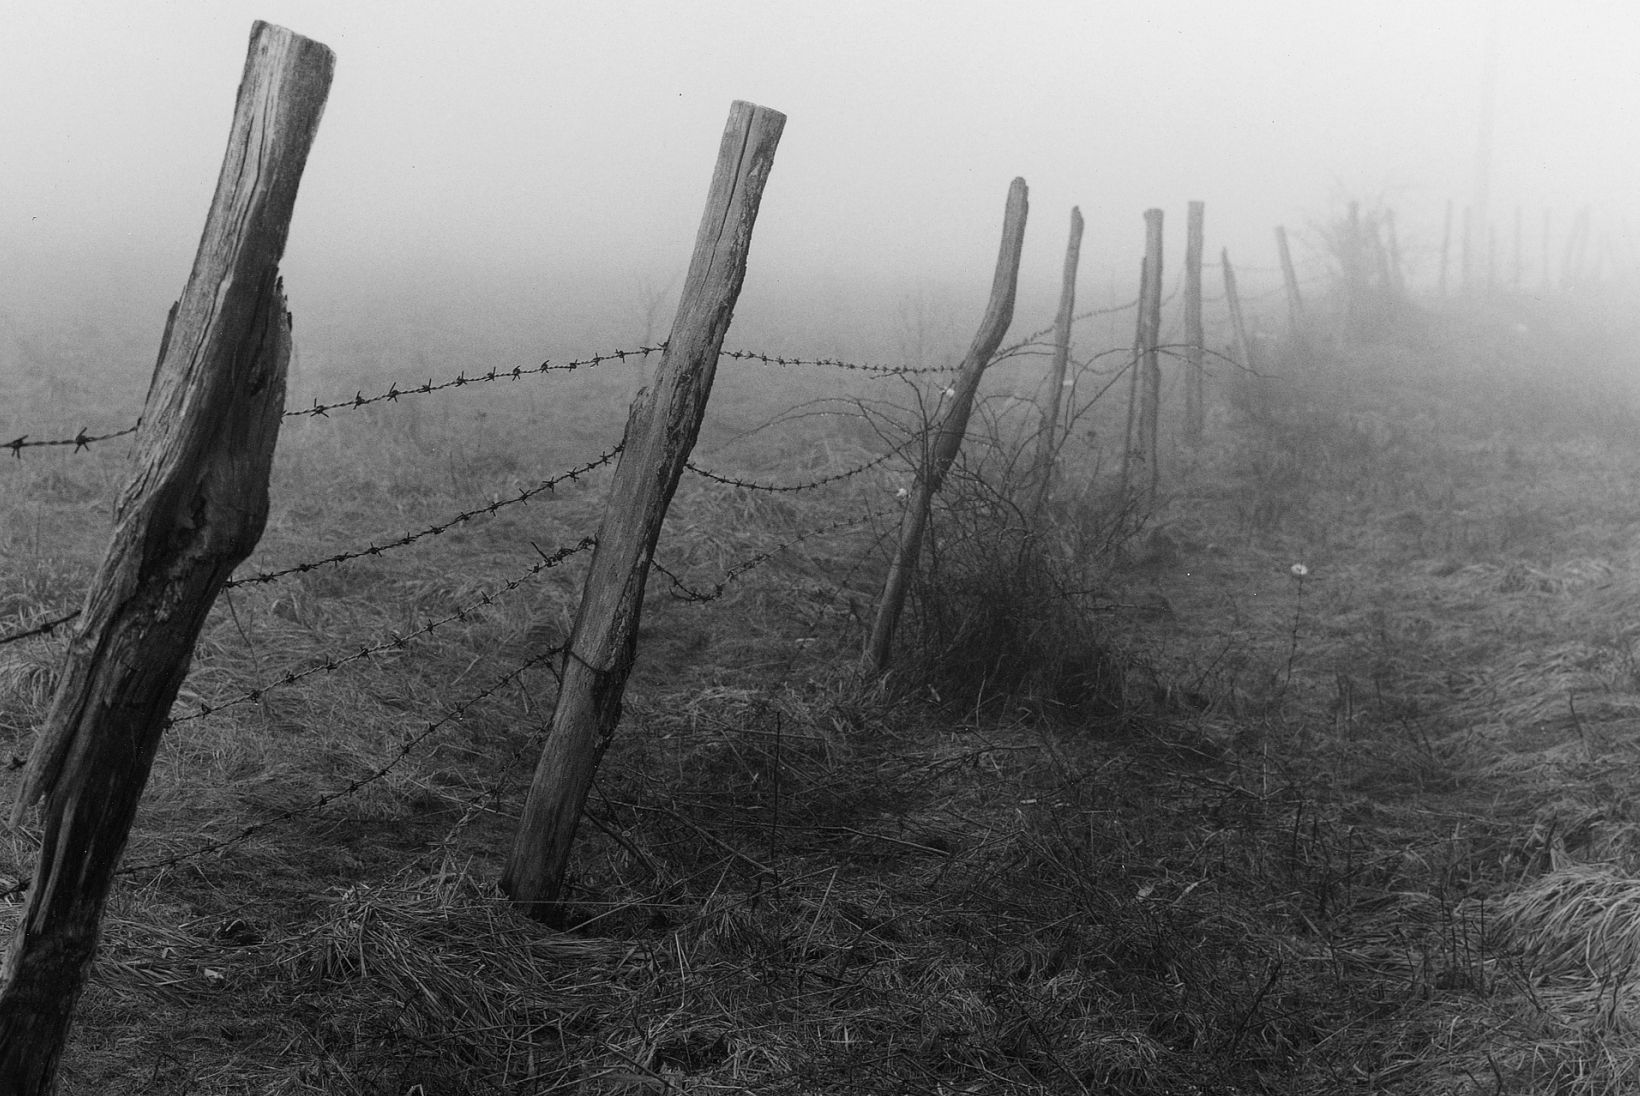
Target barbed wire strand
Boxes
[685,449,898,494]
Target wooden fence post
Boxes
[1029,206,1082,516]
[1222,248,1255,377]
[1118,257,1146,501]
[501,101,784,921]
[1274,225,1306,346]
[863,178,1028,677]
[1182,201,1205,446]
[0,23,331,1090]
[1136,209,1164,501]
[1461,205,1472,294]
[1387,209,1406,298]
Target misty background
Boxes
[2,1,1637,410]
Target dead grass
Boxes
[3,298,1640,1092]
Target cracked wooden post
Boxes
[863,178,1028,676]
[1029,205,1082,516]
[502,101,785,922]
[1182,201,1204,446]
[0,22,331,1091]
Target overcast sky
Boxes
[2,1,1637,368]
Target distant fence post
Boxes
[0,23,331,1091]
[863,178,1028,677]
[1182,201,1205,446]
[1274,224,1306,349]
[501,101,785,921]
[1387,209,1406,298]
[1222,248,1255,378]
[1030,205,1082,516]
[1118,257,1146,501]
[1136,209,1164,501]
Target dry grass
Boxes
[3,294,1640,1092]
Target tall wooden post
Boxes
[1030,205,1082,515]
[1222,249,1254,376]
[1182,201,1205,445]
[0,24,331,1091]
[864,178,1028,677]
[1275,225,1306,343]
[502,101,784,920]
[1136,209,1164,501]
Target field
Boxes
[4,282,1640,1094]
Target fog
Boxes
[3,1,1638,385]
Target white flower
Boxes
[896,487,909,498]
[943,387,956,398]
[1291,563,1309,578]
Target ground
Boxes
[2,292,1640,1093]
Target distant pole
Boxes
[1275,225,1306,342]
[1119,257,1146,502]
[1487,222,1496,294]
[1183,201,1205,445]
[1439,199,1452,297]
[1030,205,1082,515]
[1137,209,1164,502]
[1222,248,1255,377]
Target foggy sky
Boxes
[3,1,1638,374]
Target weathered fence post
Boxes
[1136,209,1164,501]
[501,101,784,920]
[1182,201,1205,446]
[1222,248,1255,377]
[0,23,331,1090]
[1274,225,1306,347]
[1386,209,1406,298]
[863,178,1028,677]
[1029,206,1082,516]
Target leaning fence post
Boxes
[1118,257,1146,501]
[1029,205,1082,516]
[1182,201,1205,446]
[0,23,330,1090]
[1222,248,1255,378]
[863,177,1028,677]
[501,101,784,921]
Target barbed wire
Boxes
[652,512,873,603]
[685,449,898,494]
[0,346,664,457]
[224,445,621,590]
[284,346,664,421]
[0,611,82,649]
[109,643,567,880]
[166,538,594,728]
[4,425,139,458]
[719,349,948,376]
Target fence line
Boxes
[685,449,898,493]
